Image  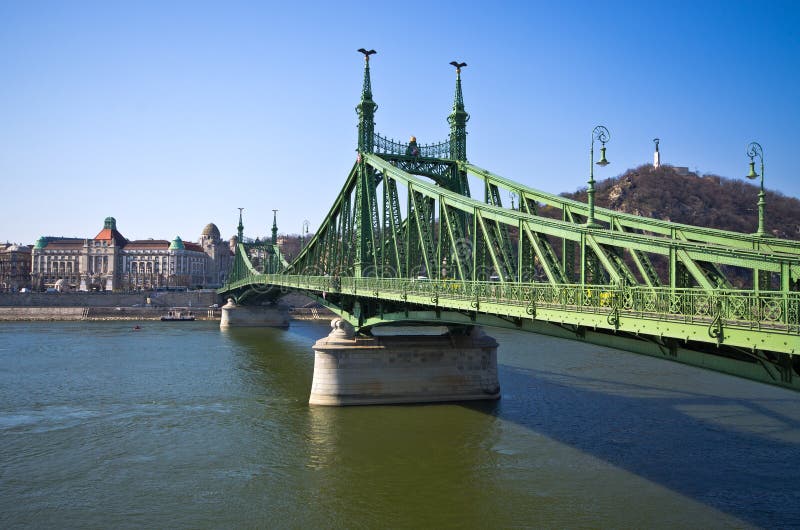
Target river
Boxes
[1,320,798,528]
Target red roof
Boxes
[94,228,127,246]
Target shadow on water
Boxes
[465,362,800,529]
[222,321,800,527]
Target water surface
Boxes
[1,320,798,528]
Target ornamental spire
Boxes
[448,61,469,161]
[356,48,377,153]
[271,209,278,245]
[237,208,244,241]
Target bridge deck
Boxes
[225,274,798,355]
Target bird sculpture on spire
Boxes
[358,48,377,61]
[449,61,467,73]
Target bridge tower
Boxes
[448,62,469,162]
[447,61,472,198]
[356,48,377,153]
[303,50,499,405]
[221,206,289,329]
[353,49,382,280]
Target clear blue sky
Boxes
[1,0,798,245]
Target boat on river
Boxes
[160,308,196,321]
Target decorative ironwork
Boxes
[708,299,724,344]
[372,133,451,158]
[607,306,620,330]
[524,291,536,318]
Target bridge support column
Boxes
[309,319,500,406]
[219,298,289,329]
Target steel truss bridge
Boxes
[221,52,800,391]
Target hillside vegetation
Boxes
[561,164,800,240]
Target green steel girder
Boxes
[282,161,360,277]
[475,211,506,281]
[611,218,662,287]
[441,203,471,281]
[408,186,436,277]
[366,154,800,281]
[352,160,381,276]
[484,182,517,281]
[584,235,624,285]
[381,155,458,188]
[521,223,568,284]
[382,177,405,276]
[465,162,800,257]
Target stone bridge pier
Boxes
[219,298,289,329]
[309,319,500,406]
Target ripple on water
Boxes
[0,405,102,433]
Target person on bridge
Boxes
[406,136,420,156]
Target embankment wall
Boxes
[0,291,221,308]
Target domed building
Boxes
[30,217,233,291]
[198,223,233,287]
[201,223,221,241]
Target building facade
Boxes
[0,243,32,292]
[30,217,232,291]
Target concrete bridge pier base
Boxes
[219,298,289,329]
[309,319,500,406]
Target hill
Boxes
[558,164,800,240]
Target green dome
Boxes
[34,236,47,249]
[169,236,185,250]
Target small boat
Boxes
[160,308,196,321]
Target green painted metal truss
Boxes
[221,53,800,390]
[227,238,289,304]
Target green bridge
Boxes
[220,50,800,398]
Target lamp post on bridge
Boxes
[587,125,610,228]
[301,220,309,249]
[745,141,770,238]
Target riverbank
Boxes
[0,306,220,321]
[0,292,334,321]
[0,290,220,308]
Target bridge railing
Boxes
[230,274,799,336]
[373,133,451,158]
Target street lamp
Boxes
[301,220,310,248]
[745,141,770,237]
[587,125,610,227]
